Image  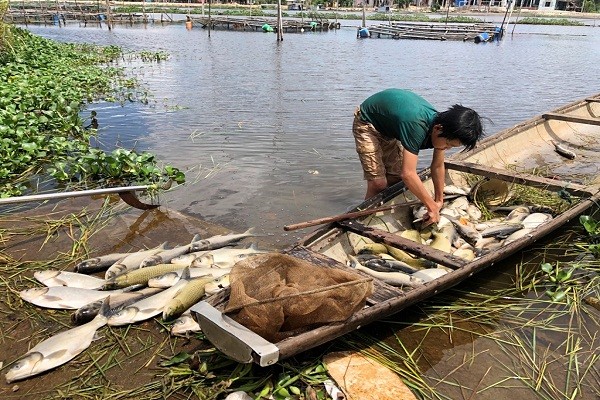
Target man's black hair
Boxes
[434,104,484,151]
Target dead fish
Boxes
[429,232,452,254]
[480,223,524,239]
[140,234,202,268]
[162,275,217,321]
[170,311,201,336]
[412,205,428,221]
[521,213,552,229]
[205,274,231,296]
[412,268,448,282]
[453,248,476,261]
[474,218,505,231]
[466,204,482,221]
[363,258,419,274]
[107,269,191,326]
[447,217,482,246]
[104,263,189,289]
[71,287,163,325]
[552,140,576,160]
[170,250,211,266]
[104,242,169,280]
[505,206,531,223]
[190,245,266,268]
[356,242,389,255]
[74,251,130,274]
[5,300,110,383]
[190,228,256,252]
[34,270,105,290]
[347,255,424,287]
[446,196,470,212]
[20,286,124,310]
[503,228,534,245]
[444,185,470,196]
[148,266,231,288]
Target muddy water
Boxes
[24,20,600,248]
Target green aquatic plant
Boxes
[0,26,185,197]
[540,262,576,302]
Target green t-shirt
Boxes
[359,89,438,154]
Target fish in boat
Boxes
[163,275,217,321]
[447,217,482,246]
[412,268,448,282]
[74,251,130,274]
[139,234,202,268]
[480,223,525,239]
[189,94,600,367]
[20,286,125,310]
[190,228,257,252]
[347,255,424,287]
[362,257,420,274]
[71,287,163,325]
[521,213,553,229]
[104,242,169,280]
[107,268,192,326]
[148,266,231,288]
[443,185,471,196]
[552,140,576,160]
[34,270,105,290]
[503,228,534,245]
[5,300,110,383]
[170,310,201,336]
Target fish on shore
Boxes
[20,286,125,310]
[74,252,130,274]
[104,242,169,280]
[162,275,217,321]
[170,250,212,266]
[34,270,106,290]
[71,287,163,325]
[5,300,110,383]
[107,269,192,326]
[190,245,266,268]
[148,266,231,288]
[170,310,201,336]
[189,228,256,252]
[139,234,202,268]
[103,263,190,289]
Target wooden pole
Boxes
[362,1,366,27]
[208,0,212,37]
[277,0,283,41]
[105,0,112,30]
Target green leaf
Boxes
[160,352,191,367]
[541,263,553,274]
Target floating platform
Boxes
[195,16,340,33]
[365,21,499,41]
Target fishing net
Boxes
[225,253,373,343]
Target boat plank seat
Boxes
[338,221,467,270]
[542,112,600,126]
[445,160,594,197]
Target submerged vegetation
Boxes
[0,24,184,198]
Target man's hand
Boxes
[422,200,443,227]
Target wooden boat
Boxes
[191,93,600,366]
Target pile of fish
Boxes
[6,229,267,383]
[347,183,555,287]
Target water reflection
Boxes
[26,21,600,247]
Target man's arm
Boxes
[430,148,446,205]
[400,149,442,223]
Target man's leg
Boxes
[352,110,387,199]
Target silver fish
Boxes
[170,311,201,337]
[190,228,256,252]
[190,245,266,268]
[205,274,231,295]
[446,196,470,212]
[20,286,124,310]
[104,242,169,280]
[503,228,534,245]
[444,185,470,196]
[466,204,482,221]
[34,270,105,290]
[107,269,191,326]
[363,258,419,274]
[505,206,531,223]
[71,287,163,325]
[139,234,202,268]
[148,266,231,288]
[480,223,524,239]
[521,213,552,229]
[74,252,130,274]
[347,255,424,287]
[447,217,482,246]
[163,275,217,321]
[170,250,214,266]
[5,300,110,383]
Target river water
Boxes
[23,18,600,248]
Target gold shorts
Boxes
[352,108,403,181]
